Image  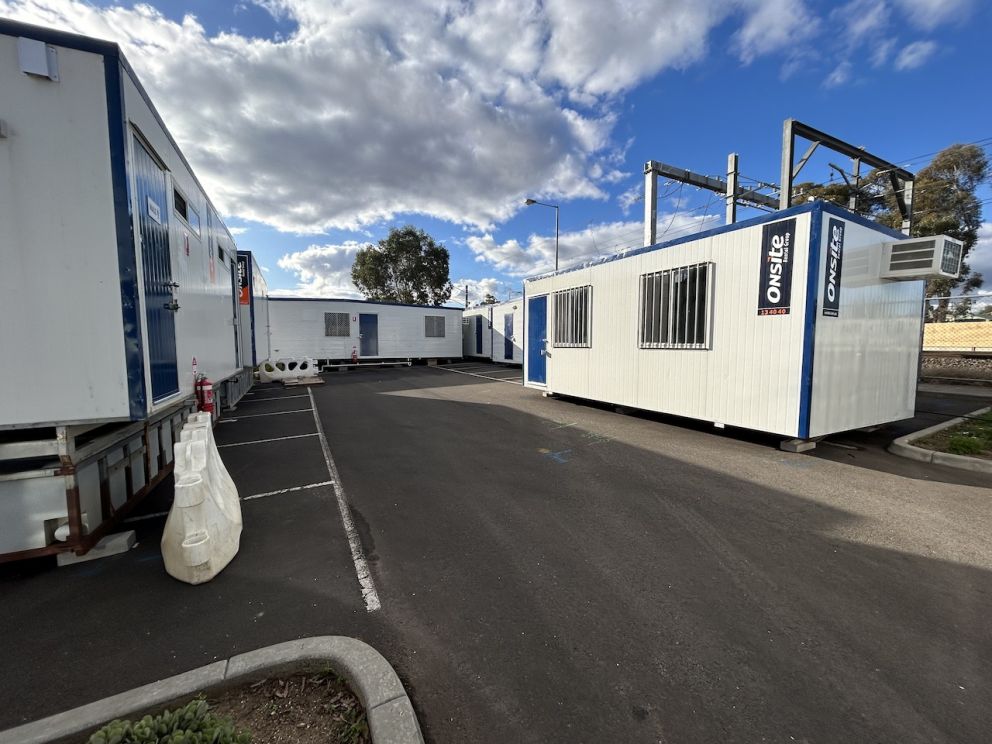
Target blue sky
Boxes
[4,0,990,304]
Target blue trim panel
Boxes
[798,204,824,439]
[105,56,147,418]
[268,297,463,311]
[524,200,906,283]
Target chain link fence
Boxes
[921,293,992,384]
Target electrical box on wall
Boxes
[879,236,963,280]
[17,37,59,81]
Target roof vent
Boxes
[879,236,963,280]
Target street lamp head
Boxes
[524,198,537,205]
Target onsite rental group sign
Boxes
[757,218,795,316]
[237,254,250,305]
[822,218,845,317]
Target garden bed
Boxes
[912,409,992,460]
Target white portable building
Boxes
[237,250,271,366]
[523,201,962,445]
[463,301,524,364]
[269,299,463,363]
[0,21,251,560]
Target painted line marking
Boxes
[308,387,382,613]
[222,408,313,420]
[217,433,318,448]
[434,366,523,385]
[123,480,335,523]
[238,394,310,403]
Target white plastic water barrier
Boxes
[257,357,318,383]
[161,412,242,584]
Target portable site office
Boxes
[462,301,524,364]
[269,298,464,364]
[523,200,962,447]
[0,21,252,560]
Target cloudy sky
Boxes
[3,0,990,303]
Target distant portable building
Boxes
[523,201,962,448]
[269,298,463,364]
[237,250,271,366]
[0,20,252,560]
[463,300,524,364]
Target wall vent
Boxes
[880,236,963,280]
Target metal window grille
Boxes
[639,262,713,349]
[553,286,592,347]
[425,315,446,337]
[324,312,350,337]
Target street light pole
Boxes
[524,198,560,272]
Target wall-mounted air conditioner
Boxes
[879,235,963,280]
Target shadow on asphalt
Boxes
[0,368,988,744]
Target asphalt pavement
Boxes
[1,368,990,743]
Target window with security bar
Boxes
[425,315,446,337]
[553,286,592,347]
[324,312,350,337]
[639,262,713,349]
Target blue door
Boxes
[133,136,179,401]
[359,313,378,356]
[504,313,514,360]
[526,296,547,384]
[475,315,483,355]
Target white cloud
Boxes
[449,277,520,308]
[1,0,841,237]
[894,40,938,70]
[618,184,643,215]
[275,241,365,297]
[968,222,992,286]
[227,226,249,235]
[894,0,973,29]
[733,0,820,65]
[824,61,853,88]
[832,0,890,45]
[466,210,721,277]
[871,38,898,67]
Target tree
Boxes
[351,226,452,306]
[482,293,498,305]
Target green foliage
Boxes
[87,699,251,744]
[947,434,985,456]
[350,226,452,306]
[481,293,498,305]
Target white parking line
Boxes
[217,433,318,448]
[435,366,523,385]
[238,394,310,403]
[308,387,382,613]
[123,480,336,523]
[220,408,313,422]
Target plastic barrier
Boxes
[257,357,318,383]
[161,412,243,584]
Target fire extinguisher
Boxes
[195,374,215,414]
[351,346,358,364]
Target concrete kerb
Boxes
[888,406,992,474]
[0,636,423,744]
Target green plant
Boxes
[87,699,251,744]
[948,434,985,456]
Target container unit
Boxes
[237,250,272,366]
[463,301,524,364]
[269,298,464,363]
[523,200,961,446]
[0,21,251,560]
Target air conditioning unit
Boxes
[879,235,963,280]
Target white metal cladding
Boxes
[269,300,463,359]
[0,39,131,427]
[462,306,494,358]
[525,213,813,437]
[492,299,524,363]
[122,71,241,412]
[809,216,922,437]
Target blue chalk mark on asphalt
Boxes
[544,449,572,464]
